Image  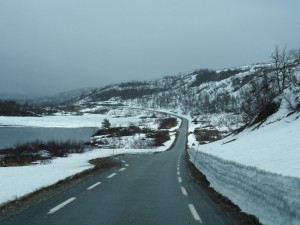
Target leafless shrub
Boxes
[39,158,52,165]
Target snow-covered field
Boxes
[188,101,300,225]
[0,113,139,128]
[0,107,181,206]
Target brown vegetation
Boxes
[158,117,177,129]
[194,128,224,144]
[93,125,152,137]
[147,131,170,146]
[0,140,85,167]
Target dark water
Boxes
[0,127,98,149]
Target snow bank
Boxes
[187,101,300,225]
[189,110,300,178]
[188,148,300,225]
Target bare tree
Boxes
[290,47,300,63]
[270,45,293,93]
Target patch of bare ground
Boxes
[186,152,262,225]
[0,157,120,222]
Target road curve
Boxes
[2,118,234,225]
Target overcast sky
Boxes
[0,0,300,97]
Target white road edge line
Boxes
[178,177,182,183]
[119,168,126,172]
[87,182,101,190]
[181,187,188,196]
[47,197,76,214]
[107,173,117,178]
[188,204,203,223]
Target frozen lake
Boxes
[0,127,98,149]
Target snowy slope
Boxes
[189,103,300,178]
[187,100,300,225]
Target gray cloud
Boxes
[1,0,300,96]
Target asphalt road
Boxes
[2,118,234,225]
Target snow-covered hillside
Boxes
[63,59,299,134]
[54,64,256,133]
[187,99,300,225]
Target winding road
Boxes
[2,118,235,225]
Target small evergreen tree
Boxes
[102,118,111,129]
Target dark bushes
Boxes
[0,140,85,166]
[93,125,152,137]
[0,100,37,116]
[251,102,279,126]
[0,100,56,116]
[90,88,160,101]
[159,117,177,129]
[190,69,218,87]
[147,131,170,146]
[194,129,223,144]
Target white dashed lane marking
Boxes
[119,168,126,172]
[107,173,117,179]
[125,164,129,167]
[188,204,203,223]
[87,182,101,190]
[181,187,188,196]
[178,177,182,183]
[47,197,76,214]
[177,171,180,176]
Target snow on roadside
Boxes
[188,148,300,225]
[0,134,176,206]
[188,109,300,178]
[187,101,300,225]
